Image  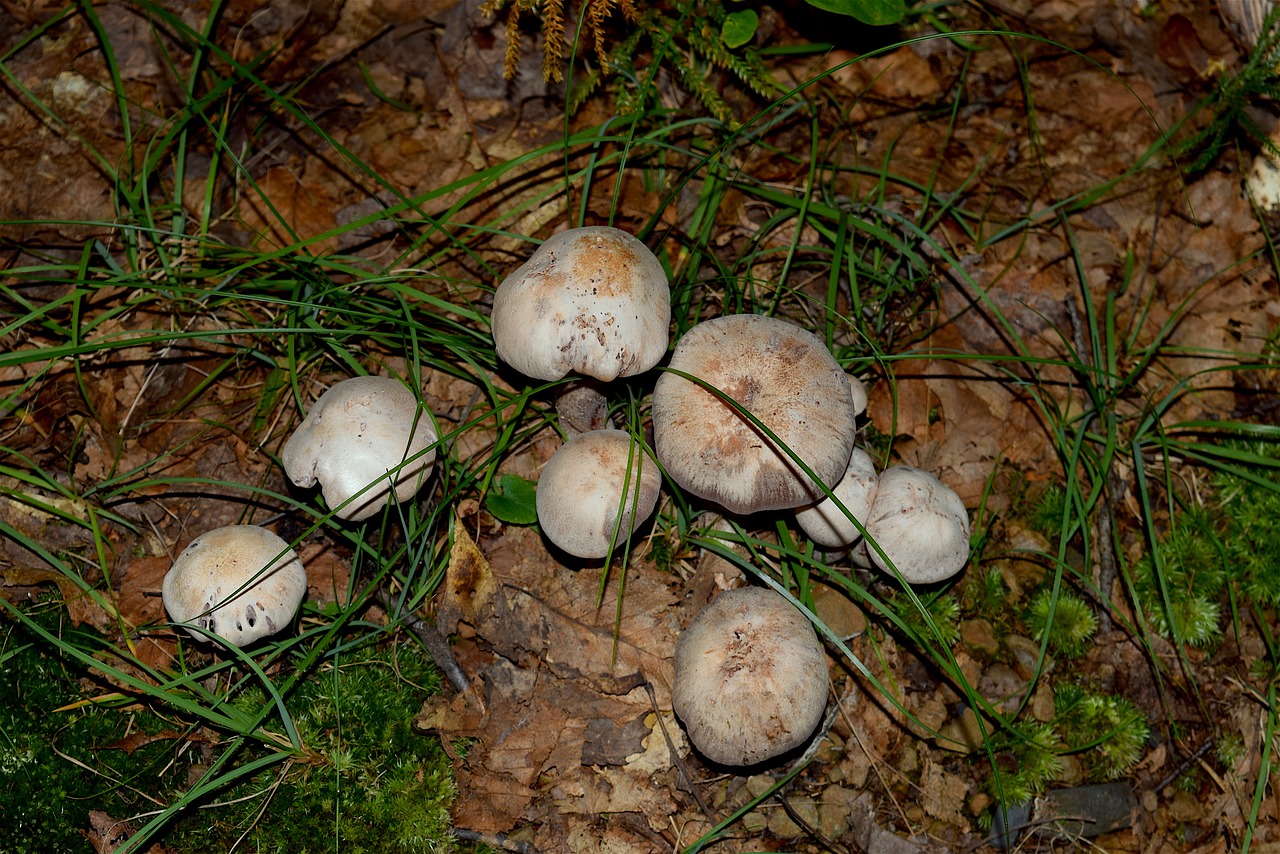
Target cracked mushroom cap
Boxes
[794,447,879,549]
[490,226,670,382]
[651,314,857,514]
[673,586,828,766]
[864,465,970,585]
[535,428,661,559]
[281,376,438,522]
[162,525,306,647]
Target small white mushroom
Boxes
[795,447,879,549]
[281,376,438,522]
[652,314,857,514]
[490,226,670,383]
[535,429,661,559]
[162,525,306,647]
[673,586,828,766]
[849,373,868,420]
[863,465,970,584]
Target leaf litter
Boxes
[3,0,1280,850]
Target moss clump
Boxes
[1054,683,1149,782]
[0,607,174,854]
[1024,588,1097,659]
[173,638,455,853]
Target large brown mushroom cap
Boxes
[534,429,662,559]
[281,376,438,522]
[651,314,857,514]
[673,586,829,766]
[490,226,670,382]
[161,525,307,647]
[864,465,970,584]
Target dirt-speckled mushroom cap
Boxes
[673,586,828,766]
[864,465,970,584]
[162,525,306,647]
[535,429,661,559]
[651,314,857,515]
[490,226,670,382]
[794,447,879,549]
[281,376,438,522]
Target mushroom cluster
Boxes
[159,374,444,649]
[491,225,670,556]
[792,455,970,586]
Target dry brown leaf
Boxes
[0,564,108,630]
[473,525,679,704]
[84,811,173,854]
[920,751,970,833]
[236,162,340,253]
[436,516,498,635]
[299,541,352,608]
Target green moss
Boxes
[0,604,458,854]
[962,567,1008,622]
[0,608,176,854]
[173,639,455,853]
[889,592,960,649]
[1055,684,1149,781]
[983,721,1064,805]
[1023,588,1097,659]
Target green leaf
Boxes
[803,0,905,25]
[722,10,759,49]
[486,473,538,525]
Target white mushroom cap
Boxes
[535,428,661,559]
[673,586,828,766]
[281,376,438,522]
[864,465,970,584]
[849,374,868,419]
[490,226,670,382]
[162,525,306,647]
[795,447,879,549]
[651,314,857,514]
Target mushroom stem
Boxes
[554,379,614,438]
[375,590,472,696]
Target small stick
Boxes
[644,681,717,823]
[375,590,471,695]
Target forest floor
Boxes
[2,0,1279,852]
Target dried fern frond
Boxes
[543,0,566,81]
[585,0,621,67]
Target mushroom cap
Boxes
[281,376,438,522]
[795,447,880,549]
[864,465,970,584]
[651,314,857,514]
[490,226,671,382]
[673,586,828,766]
[535,428,661,559]
[162,525,306,647]
[849,374,868,419]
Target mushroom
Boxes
[281,376,438,522]
[672,586,829,766]
[862,465,970,584]
[849,373,868,420]
[794,447,879,549]
[490,226,670,438]
[162,525,307,647]
[490,226,670,383]
[651,314,857,514]
[535,428,661,559]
